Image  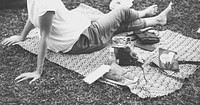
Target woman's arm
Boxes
[20,19,35,40]
[36,11,55,75]
[15,11,55,84]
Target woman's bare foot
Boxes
[144,4,158,17]
[138,4,158,18]
[156,2,173,25]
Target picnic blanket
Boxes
[17,3,200,98]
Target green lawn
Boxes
[0,0,200,104]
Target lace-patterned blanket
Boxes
[17,3,200,98]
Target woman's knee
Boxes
[113,6,132,20]
[115,5,130,13]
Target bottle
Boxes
[108,47,116,65]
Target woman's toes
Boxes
[145,4,158,17]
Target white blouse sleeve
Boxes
[38,0,58,16]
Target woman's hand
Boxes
[15,71,41,84]
[1,35,23,46]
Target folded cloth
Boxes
[134,40,156,51]
[136,31,160,45]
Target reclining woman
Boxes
[1,0,173,84]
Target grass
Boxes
[0,0,200,104]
